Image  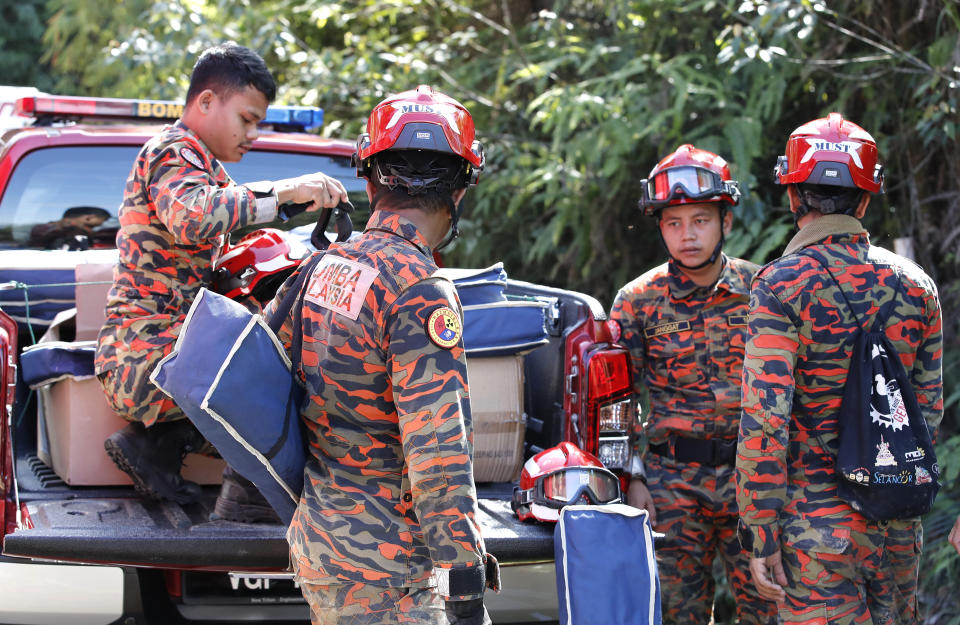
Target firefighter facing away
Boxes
[264,85,498,625]
[95,42,349,516]
[610,145,777,625]
[736,113,942,624]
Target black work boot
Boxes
[210,465,281,524]
[104,420,206,504]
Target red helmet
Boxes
[354,85,484,190]
[638,144,741,216]
[511,441,622,523]
[213,228,310,302]
[775,113,883,193]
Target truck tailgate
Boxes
[3,493,554,569]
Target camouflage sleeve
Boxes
[911,282,944,440]
[387,277,487,600]
[147,144,261,243]
[736,276,796,559]
[610,288,647,477]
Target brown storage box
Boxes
[75,262,115,341]
[38,377,224,486]
[466,355,526,483]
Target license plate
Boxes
[181,571,306,605]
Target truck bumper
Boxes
[0,559,125,625]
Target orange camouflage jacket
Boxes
[96,121,275,375]
[269,210,488,600]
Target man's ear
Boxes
[195,89,217,115]
[854,192,870,219]
[452,188,467,207]
[722,206,734,236]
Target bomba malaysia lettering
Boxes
[305,255,379,321]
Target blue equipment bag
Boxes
[554,504,662,625]
[151,253,322,525]
[21,340,97,388]
[443,263,550,357]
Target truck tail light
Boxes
[583,348,634,471]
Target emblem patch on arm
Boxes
[426,306,462,349]
[304,255,379,320]
[179,147,205,170]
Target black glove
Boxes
[444,597,487,625]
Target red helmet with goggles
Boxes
[512,441,623,523]
[354,85,484,192]
[638,144,741,216]
[213,228,310,303]
[774,112,883,193]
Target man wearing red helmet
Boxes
[266,85,496,624]
[94,42,349,513]
[736,113,942,624]
[610,145,774,625]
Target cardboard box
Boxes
[38,377,224,486]
[75,262,115,341]
[466,354,526,483]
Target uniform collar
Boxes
[364,210,432,255]
[783,214,870,255]
[667,254,748,299]
[171,120,217,161]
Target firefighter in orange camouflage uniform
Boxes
[265,86,498,625]
[736,114,942,625]
[95,42,348,513]
[610,145,777,625]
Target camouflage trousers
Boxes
[778,515,922,625]
[300,581,491,625]
[647,453,778,625]
[98,345,184,427]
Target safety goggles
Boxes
[639,165,740,210]
[513,467,622,510]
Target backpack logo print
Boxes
[875,437,897,467]
[870,345,908,431]
[915,466,933,485]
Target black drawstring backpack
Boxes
[805,254,940,520]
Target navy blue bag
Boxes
[805,254,940,520]
[151,253,322,524]
[554,504,662,625]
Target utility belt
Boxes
[649,436,737,467]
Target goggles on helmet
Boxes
[639,165,741,212]
[512,466,622,510]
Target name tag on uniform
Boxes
[304,255,378,320]
[728,315,748,326]
[644,319,691,338]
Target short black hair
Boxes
[63,206,110,220]
[185,42,276,105]
[795,183,865,216]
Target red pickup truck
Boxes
[0,94,634,624]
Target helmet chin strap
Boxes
[434,195,461,252]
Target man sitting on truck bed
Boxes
[94,42,349,517]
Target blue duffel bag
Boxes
[151,253,322,525]
[555,504,662,625]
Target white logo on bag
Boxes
[305,255,378,320]
[870,344,907,432]
[904,447,925,463]
[875,437,897,467]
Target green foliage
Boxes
[0,0,56,91]
[31,1,960,621]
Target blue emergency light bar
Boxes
[262,105,324,131]
[15,95,324,132]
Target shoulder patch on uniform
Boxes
[304,255,379,320]
[644,319,691,338]
[728,315,748,326]
[179,147,205,170]
[426,306,462,349]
